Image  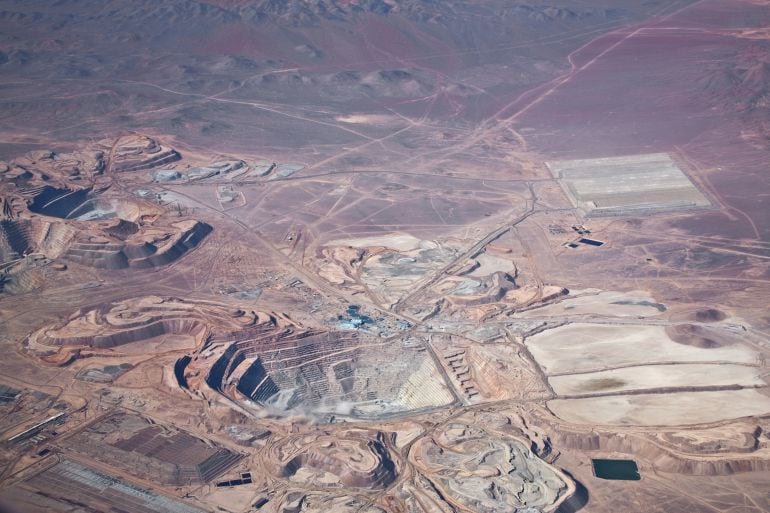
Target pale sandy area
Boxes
[326,233,423,251]
[548,389,770,426]
[335,114,400,124]
[468,252,516,277]
[526,324,757,374]
[519,290,665,318]
[549,363,764,396]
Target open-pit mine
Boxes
[1,1,769,513]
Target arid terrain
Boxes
[0,1,769,512]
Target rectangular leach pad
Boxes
[6,459,206,513]
[547,153,711,217]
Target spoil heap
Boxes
[412,422,570,513]
[111,134,180,172]
[269,431,398,489]
[25,296,268,364]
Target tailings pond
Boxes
[592,459,641,480]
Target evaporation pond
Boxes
[592,459,641,480]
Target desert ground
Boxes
[0,1,769,512]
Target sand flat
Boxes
[549,363,764,396]
[548,389,770,426]
[526,324,757,375]
[519,290,665,318]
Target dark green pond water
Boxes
[592,459,641,480]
